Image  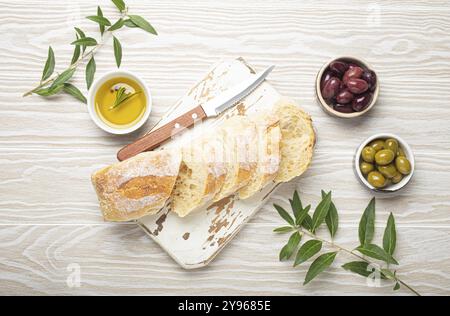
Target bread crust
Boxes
[91,149,182,222]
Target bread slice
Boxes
[274,98,315,183]
[91,149,182,222]
[171,131,228,217]
[213,115,258,202]
[239,114,281,199]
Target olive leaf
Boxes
[86,15,111,27]
[342,261,373,278]
[113,36,122,68]
[108,87,140,110]
[322,190,339,238]
[294,239,322,267]
[290,190,302,219]
[304,252,337,285]
[71,37,98,47]
[71,35,81,65]
[358,197,375,246]
[383,212,396,255]
[311,191,331,232]
[393,282,401,291]
[35,84,63,96]
[128,15,158,35]
[51,68,76,88]
[296,205,311,226]
[274,204,295,226]
[86,56,96,90]
[111,0,126,12]
[279,232,301,261]
[123,19,138,28]
[108,18,124,32]
[41,46,55,81]
[355,244,399,265]
[302,214,313,231]
[63,83,86,104]
[74,27,87,53]
[97,6,105,35]
[273,226,293,233]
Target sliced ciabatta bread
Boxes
[274,98,315,183]
[213,115,258,202]
[171,143,217,217]
[91,149,182,222]
[171,131,229,217]
[239,113,281,199]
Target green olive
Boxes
[385,138,398,154]
[369,139,385,152]
[395,156,412,175]
[377,163,397,179]
[361,146,376,163]
[375,149,395,166]
[397,146,406,157]
[367,171,386,188]
[360,162,374,175]
[392,172,403,184]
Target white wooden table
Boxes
[1,0,449,295]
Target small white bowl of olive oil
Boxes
[87,70,152,134]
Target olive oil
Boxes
[95,77,146,128]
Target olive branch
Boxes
[22,0,157,103]
[274,190,421,296]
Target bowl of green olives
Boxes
[354,133,414,192]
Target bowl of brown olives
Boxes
[316,56,380,118]
[354,133,414,192]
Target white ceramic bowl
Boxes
[87,70,152,134]
[315,56,380,118]
[354,133,415,193]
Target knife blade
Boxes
[117,65,275,161]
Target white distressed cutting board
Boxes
[138,58,283,269]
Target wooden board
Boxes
[138,58,285,269]
[1,0,449,295]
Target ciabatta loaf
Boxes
[274,98,315,183]
[213,116,258,202]
[91,149,182,222]
[239,114,281,199]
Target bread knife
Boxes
[117,65,275,161]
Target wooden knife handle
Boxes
[117,105,207,161]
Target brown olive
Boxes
[391,172,403,184]
[361,146,376,163]
[367,171,386,188]
[395,156,412,175]
[320,70,335,90]
[375,149,395,165]
[360,162,374,175]
[322,77,341,99]
[329,61,349,76]
[369,139,385,152]
[384,138,398,154]
[333,103,354,113]
[351,92,372,112]
[361,70,377,92]
[347,78,369,94]
[377,163,397,179]
[343,66,364,84]
[336,89,354,104]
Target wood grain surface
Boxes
[0,0,449,295]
